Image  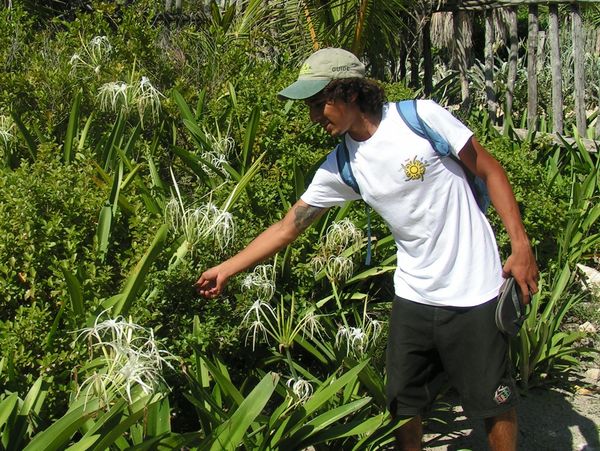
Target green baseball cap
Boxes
[278,48,365,100]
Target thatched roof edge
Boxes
[437,0,594,12]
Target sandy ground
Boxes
[422,379,600,451]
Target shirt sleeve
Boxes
[300,150,362,208]
[416,100,473,158]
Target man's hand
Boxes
[195,265,230,299]
[502,245,539,305]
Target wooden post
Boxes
[454,10,471,111]
[506,7,518,125]
[527,4,538,131]
[423,18,433,96]
[572,3,587,137]
[549,4,563,135]
[485,9,497,123]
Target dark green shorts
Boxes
[385,296,518,420]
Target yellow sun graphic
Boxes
[402,156,428,181]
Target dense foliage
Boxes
[0,1,598,449]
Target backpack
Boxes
[335,99,490,265]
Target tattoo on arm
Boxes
[293,204,325,232]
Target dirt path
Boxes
[422,380,600,451]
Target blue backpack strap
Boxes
[335,141,372,265]
[396,100,490,213]
[335,141,360,194]
[396,100,450,156]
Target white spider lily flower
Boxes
[195,134,235,177]
[76,310,144,348]
[299,310,326,341]
[75,311,173,406]
[209,210,235,251]
[335,326,368,355]
[286,377,313,403]
[97,76,164,126]
[364,315,383,345]
[324,218,363,254]
[135,76,164,123]
[164,197,236,253]
[241,264,276,302]
[97,81,130,113]
[242,299,276,323]
[89,36,112,58]
[326,255,354,283]
[309,255,327,276]
[164,197,183,232]
[0,115,14,146]
[245,319,269,351]
[70,35,112,76]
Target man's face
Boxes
[304,92,355,138]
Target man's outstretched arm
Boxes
[459,136,539,303]
[195,200,328,298]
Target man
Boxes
[196,48,539,451]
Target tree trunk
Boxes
[485,9,497,123]
[506,7,518,125]
[527,4,538,131]
[572,4,587,137]
[549,4,563,135]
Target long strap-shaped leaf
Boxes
[207,372,279,451]
[63,90,82,164]
[23,405,93,451]
[109,224,169,316]
[221,151,266,212]
[10,111,37,159]
[285,397,372,446]
[60,264,84,317]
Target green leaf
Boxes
[172,89,196,124]
[10,111,37,159]
[61,263,84,316]
[0,393,19,431]
[63,90,82,164]
[88,395,161,451]
[300,360,368,419]
[23,405,93,451]
[209,372,279,451]
[95,205,112,262]
[240,107,260,174]
[77,113,94,153]
[221,151,266,212]
[64,435,100,451]
[109,161,124,217]
[306,412,388,444]
[285,397,372,446]
[146,397,171,437]
[110,224,168,315]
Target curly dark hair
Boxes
[322,78,386,116]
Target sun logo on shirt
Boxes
[402,156,428,181]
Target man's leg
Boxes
[386,297,445,451]
[394,415,423,451]
[485,407,517,451]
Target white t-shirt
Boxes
[301,100,503,307]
